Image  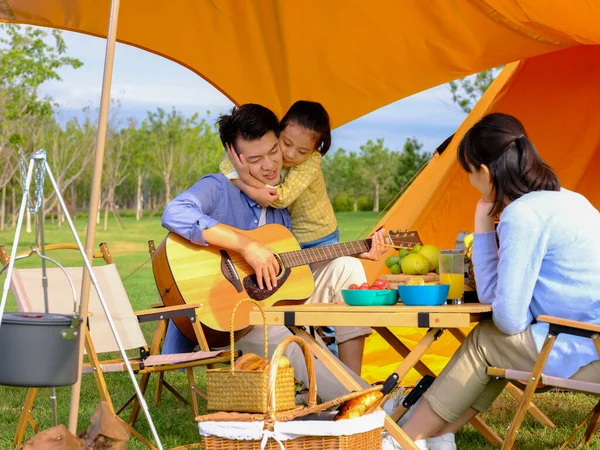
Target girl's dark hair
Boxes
[216,104,280,154]
[457,112,560,215]
[280,101,332,155]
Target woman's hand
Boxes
[474,197,495,233]
[240,240,280,290]
[359,228,389,261]
[226,143,252,183]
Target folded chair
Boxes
[488,315,600,449]
[0,243,235,449]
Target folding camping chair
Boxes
[0,242,236,449]
[488,315,600,449]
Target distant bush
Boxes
[357,196,373,211]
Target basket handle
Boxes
[265,335,317,423]
[229,299,268,372]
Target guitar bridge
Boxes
[220,250,243,293]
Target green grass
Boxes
[0,214,598,449]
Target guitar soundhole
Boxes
[243,268,291,300]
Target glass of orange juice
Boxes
[439,250,465,304]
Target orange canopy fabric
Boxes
[362,44,600,384]
[1,1,599,128]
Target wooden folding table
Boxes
[249,303,553,450]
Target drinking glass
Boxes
[439,250,465,304]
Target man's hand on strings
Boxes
[358,228,389,261]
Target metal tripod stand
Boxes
[0,150,163,448]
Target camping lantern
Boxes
[0,312,82,387]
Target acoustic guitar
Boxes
[152,224,421,347]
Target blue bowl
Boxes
[397,284,450,306]
[341,289,399,306]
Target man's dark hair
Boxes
[458,112,560,216]
[216,104,280,153]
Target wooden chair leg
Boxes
[505,382,555,428]
[129,372,151,427]
[186,368,200,417]
[449,328,555,429]
[584,399,600,444]
[155,372,165,406]
[503,333,556,449]
[14,387,38,448]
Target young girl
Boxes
[401,113,600,450]
[220,100,339,249]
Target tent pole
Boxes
[68,0,121,433]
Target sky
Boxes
[38,29,468,155]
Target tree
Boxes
[127,118,151,220]
[101,119,133,231]
[448,67,503,113]
[359,139,396,212]
[43,113,96,226]
[393,137,430,195]
[145,107,221,210]
[0,24,82,229]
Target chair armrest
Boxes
[537,315,600,334]
[136,303,201,324]
[150,301,165,309]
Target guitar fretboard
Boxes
[279,240,372,268]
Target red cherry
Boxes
[348,283,359,290]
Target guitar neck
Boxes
[279,240,372,268]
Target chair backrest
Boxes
[9,261,147,354]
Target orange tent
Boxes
[362,44,600,383]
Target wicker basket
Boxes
[203,427,382,450]
[206,299,296,413]
[201,336,383,450]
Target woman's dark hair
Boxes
[280,101,332,155]
[216,104,280,153]
[457,112,560,215]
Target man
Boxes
[160,103,387,400]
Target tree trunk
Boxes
[104,199,109,231]
[1,185,6,231]
[373,183,380,212]
[164,174,171,206]
[57,197,62,230]
[143,177,149,210]
[71,183,77,220]
[353,198,358,213]
[26,208,32,233]
[11,184,16,228]
[136,173,142,221]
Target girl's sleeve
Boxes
[473,204,550,335]
[219,157,239,180]
[271,153,320,208]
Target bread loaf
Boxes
[233,353,267,371]
[334,390,383,421]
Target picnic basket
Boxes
[199,335,384,450]
[206,299,296,413]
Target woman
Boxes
[402,113,600,450]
